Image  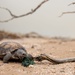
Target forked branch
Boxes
[0,0,49,23]
[59,2,75,17]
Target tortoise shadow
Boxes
[0,59,21,63]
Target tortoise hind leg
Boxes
[3,52,12,63]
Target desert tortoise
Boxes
[0,41,28,63]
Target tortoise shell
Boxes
[0,42,27,55]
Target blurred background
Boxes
[0,0,75,38]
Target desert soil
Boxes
[0,38,75,75]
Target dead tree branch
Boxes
[0,0,49,23]
[34,54,75,64]
[59,2,75,17]
[68,2,75,6]
[59,11,75,17]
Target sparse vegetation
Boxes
[0,30,22,40]
[0,30,45,40]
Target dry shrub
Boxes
[0,31,45,40]
[0,30,22,40]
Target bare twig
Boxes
[34,54,75,64]
[68,2,75,6]
[59,11,75,17]
[0,0,49,23]
[59,1,75,17]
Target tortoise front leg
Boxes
[3,52,12,63]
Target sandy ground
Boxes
[0,38,75,75]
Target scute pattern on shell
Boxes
[0,42,26,55]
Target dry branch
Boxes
[0,0,49,23]
[34,54,75,64]
[59,11,75,17]
[68,2,75,6]
[59,2,75,17]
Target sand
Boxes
[0,38,75,75]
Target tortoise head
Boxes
[27,54,34,60]
[15,49,28,60]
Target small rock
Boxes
[29,65,34,68]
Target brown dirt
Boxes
[0,38,75,75]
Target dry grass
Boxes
[0,30,22,40]
[0,30,45,41]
